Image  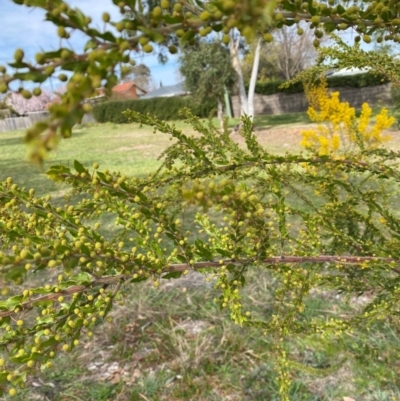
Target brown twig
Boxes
[1,255,399,318]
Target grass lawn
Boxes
[0,114,313,198]
[1,114,400,400]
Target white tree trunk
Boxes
[230,35,248,117]
[217,99,224,131]
[247,37,262,122]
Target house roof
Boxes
[141,82,189,99]
[112,81,147,94]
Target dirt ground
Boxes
[232,123,400,154]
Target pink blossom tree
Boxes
[5,90,55,116]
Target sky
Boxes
[0,1,397,94]
[0,0,181,92]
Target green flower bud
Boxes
[57,26,67,38]
[142,44,153,53]
[264,33,273,42]
[22,90,32,99]
[363,35,371,43]
[168,45,178,54]
[32,87,42,96]
[174,3,182,12]
[0,82,8,94]
[222,34,230,45]
[153,6,162,17]
[14,49,24,62]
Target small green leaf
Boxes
[14,71,47,83]
[62,61,89,72]
[8,61,30,69]
[336,4,346,15]
[74,160,87,174]
[323,21,336,33]
[195,239,213,260]
[130,276,147,283]
[162,271,183,279]
[308,0,317,15]
[0,295,23,311]
[180,30,196,46]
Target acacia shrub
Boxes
[92,96,217,123]
[1,96,400,398]
[4,0,400,399]
[301,78,394,155]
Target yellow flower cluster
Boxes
[301,78,394,156]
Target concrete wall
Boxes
[231,83,393,117]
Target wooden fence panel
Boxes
[0,120,8,133]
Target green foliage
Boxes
[120,63,152,91]
[251,80,304,95]
[179,41,236,105]
[326,71,390,88]
[241,25,317,82]
[0,99,15,119]
[249,71,390,96]
[5,1,400,400]
[2,109,400,399]
[284,37,400,92]
[92,96,217,123]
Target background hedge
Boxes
[93,72,389,123]
[92,96,217,123]
[248,72,389,96]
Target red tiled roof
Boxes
[112,82,135,93]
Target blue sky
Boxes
[1,1,395,93]
[0,0,181,91]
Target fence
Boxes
[231,83,393,117]
[0,111,96,133]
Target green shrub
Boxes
[92,96,217,123]
[248,72,389,96]
[326,71,389,88]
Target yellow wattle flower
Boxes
[301,81,394,155]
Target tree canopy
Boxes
[2,1,400,400]
[179,41,236,122]
[120,63,153,90]
[241,24,318,82]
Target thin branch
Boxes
[0,275,126,318]
[2,255,399,318]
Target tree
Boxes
[2,1,400,400]
[120,63,154,91]
[229,33,249,116]
[242,24,318,82]
[241,40,281,83]
[5,90,55,116]
[233,23,319,121]
[179,41,236,128]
